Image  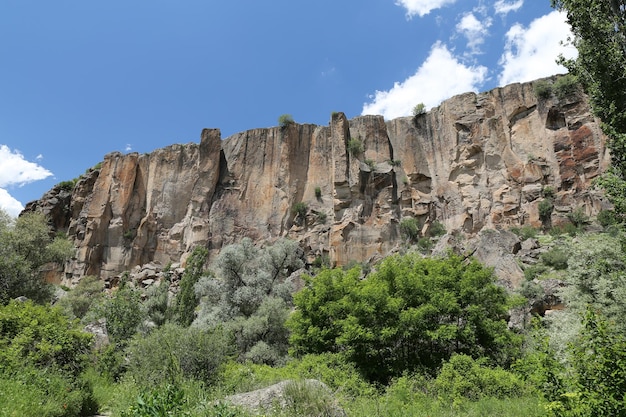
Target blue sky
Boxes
[0,0,576,216]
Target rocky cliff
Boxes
[26,76,611,285]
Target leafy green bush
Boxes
[534,80,553,99]
[0,301,97,416]
[278,114,294,128]
[541,248,568,270]
[289,253,521,384]
[292,202,307,219]
[97,284,144,345]
[314,186,322,198]
[57,179,78,192]
[173,246,208,326]
[194,239,303,365]
[417,237,433,252]
[519,280,544,300]
[399,217,420,242]
[523,263,549,281]
[428,220,446,237]
[549,223,579,237]
[0,301,92,376]
[538,199,554,224]
[553,74,579,100]
[544,310,626,417]
[347,137,364,156]
[566,207,589,228]
[364,158,376,170]
[0,210,74,304]
[125,323,233,388]
[219,353,374,399]
[542,186,556,199]
[0,367,98,417]
[511,225,538,240]
[412,103,426,116]
[143,275,171,327]
[281,380,342,417]
[57,275,104,320]
[597,209,618,227]
[316,211,327,224]
[433,354,527,401]
[120,384,186,417]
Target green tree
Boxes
[545,309,626,417]
[278,114,294,128]
[399,217,420,242]
[173,246,208,326]
[98,283,144,344]
[0,300,92,376]
[0,210,74,304]
[195,238,304,364]
[551,0,626,214]
[0,301,97,416]
[57,275,104,320]
[559,233,626,331]
[125,323,233,388]
[289,253,521,383]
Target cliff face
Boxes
[26,77,611,282]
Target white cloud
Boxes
[0,188,25,217]
[494,0,524,15]
[498,10,577,86]
[362,42,487,119]
[456,13,492,55]
[0,145,53,217]
[395,0,457,18]
[125,144,133,152]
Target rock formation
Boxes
[25,76,611,285]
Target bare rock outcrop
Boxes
[25,76,611,287]
[224,379,346,416]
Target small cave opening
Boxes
[546,107,566,130]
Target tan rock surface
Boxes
[25,77,611,286]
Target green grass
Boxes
[345,395,543,417]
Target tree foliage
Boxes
[545,309,626,417]
[289,253,521,383]
[0,301,97,416]
[551,0,626,213]
[173,246,208,326]
[0,300,92,376]
[194,238,304,364]
[0,210,74,304]
[125,323,233,388]
[95,282,144,345]
[559,233,626,332]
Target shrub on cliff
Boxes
[278,114,294,128]
[412,103,426,116]
[347,137,364,156]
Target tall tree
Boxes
[0,210,74,304]
[194,238,304,365]
[289,253,521,384]
[552,0,626,213]
[173,246,209,327]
